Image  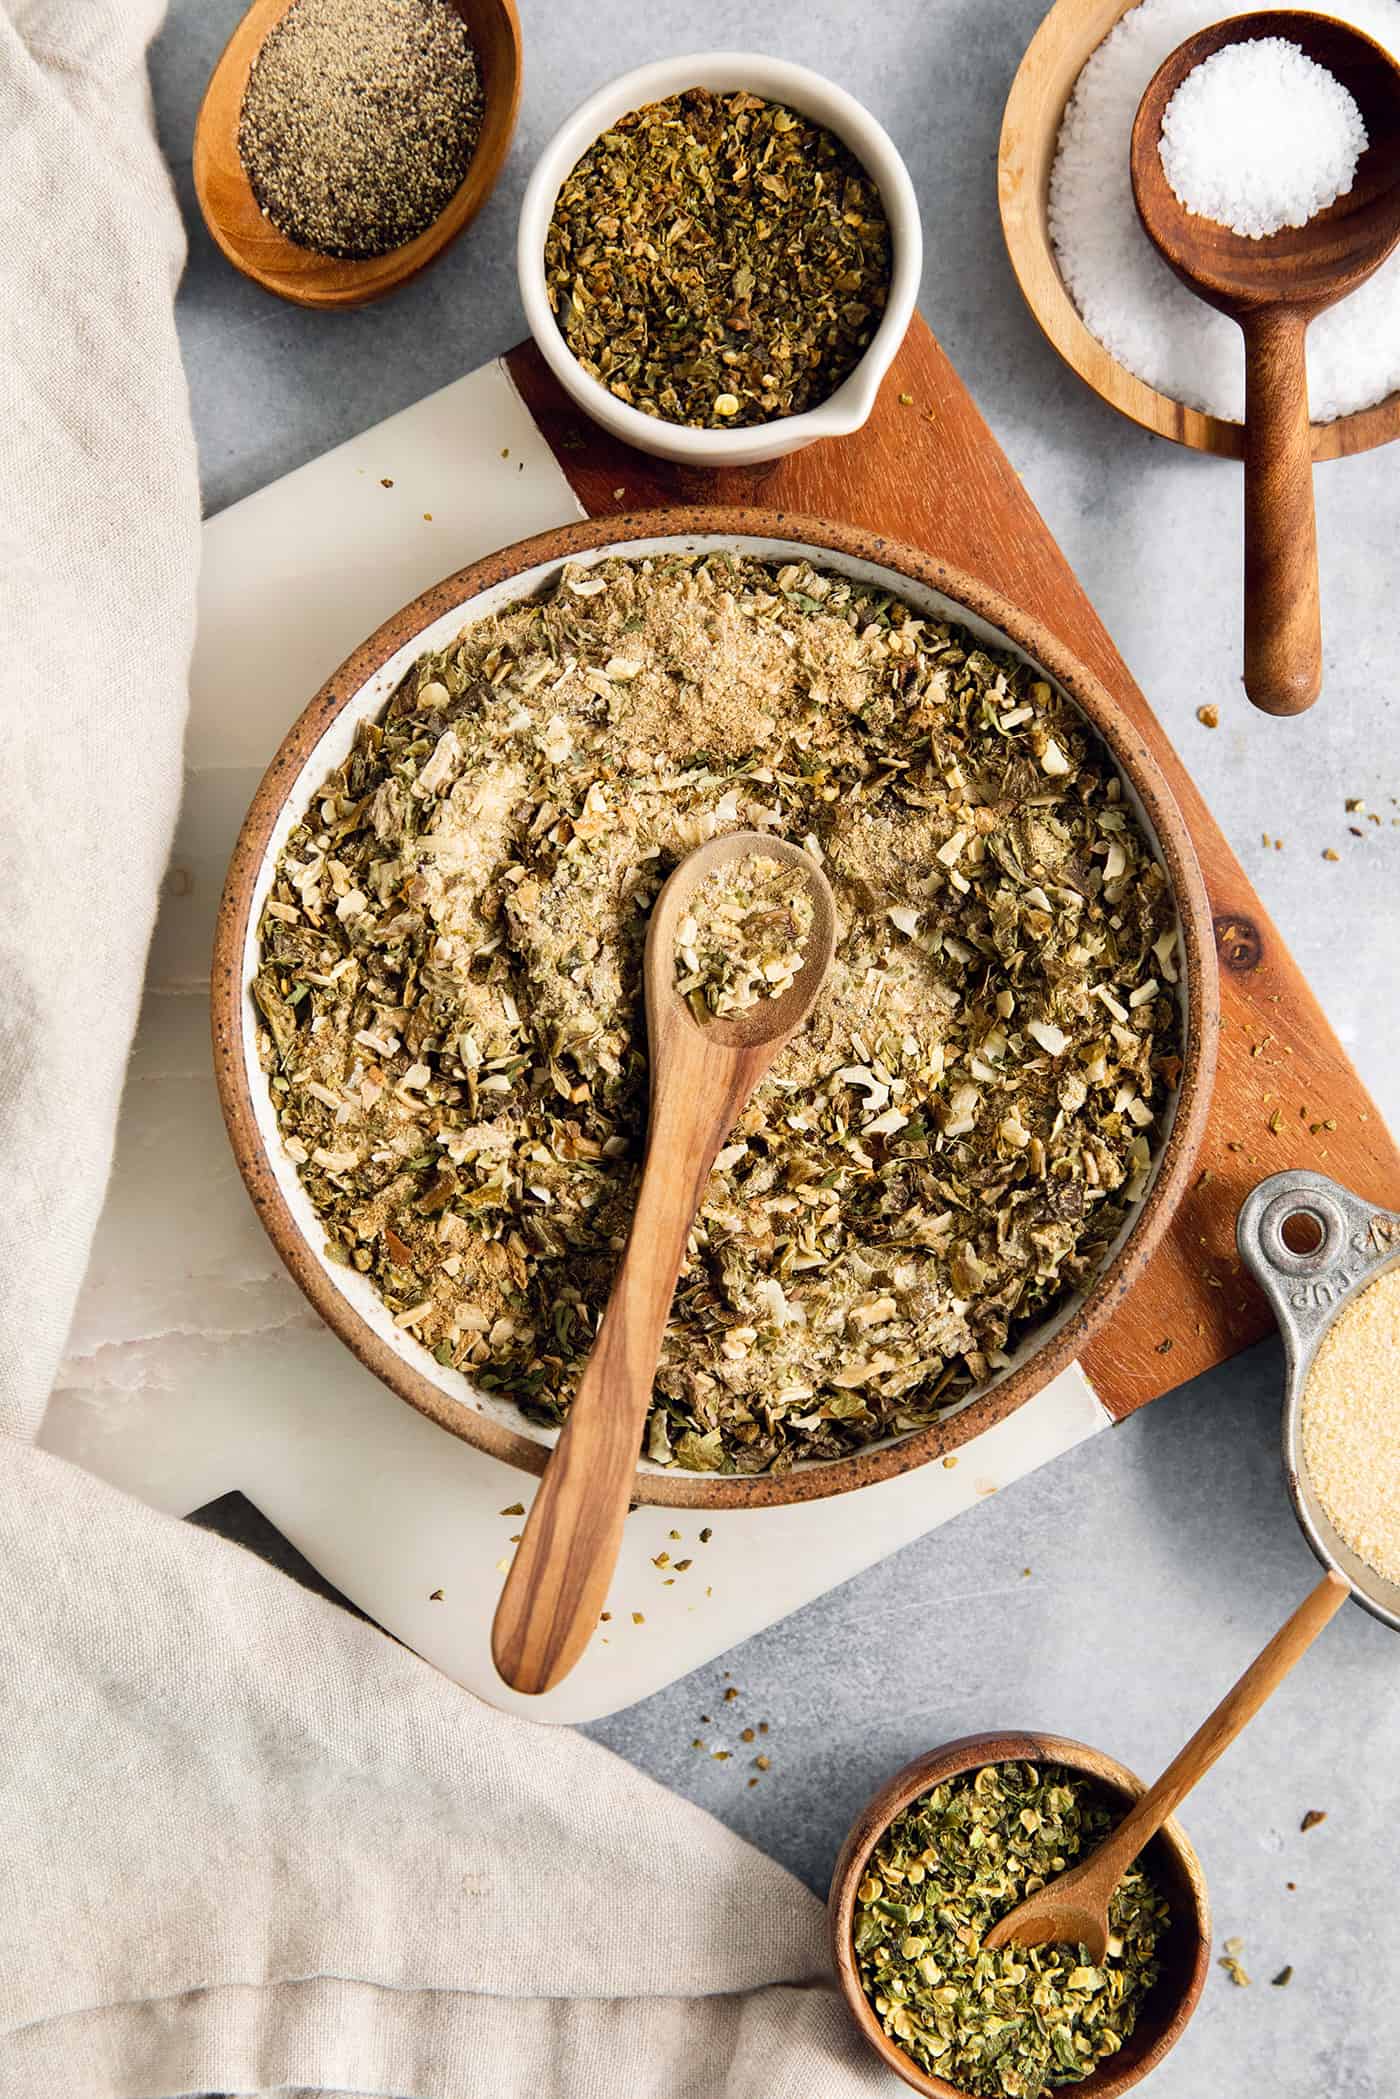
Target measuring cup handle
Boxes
[1237,1169,1400,1365]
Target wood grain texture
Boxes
[505,321,1400,1421]
[828,1730,1211,2098]
[491,837,837,1689]
[985,1570,1349,1959]
[1242,309,1321,715]
[193,0,521,309]
[998,0,1400,462]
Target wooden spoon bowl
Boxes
[1130,12,1400,714]
[829,1732,1211,2099]
[193,0,522,308]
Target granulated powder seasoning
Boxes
[254,552,1179,1476]
[238,0,484,261]
[1302,1264,1400,1585]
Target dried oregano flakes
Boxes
[544,88,893,429]
[253,551,1179,1475]
[854,1762,1170,2097]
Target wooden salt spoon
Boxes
[492,834,837,1695]
[1130,12,1400,716]
[985,1568,1350,1958]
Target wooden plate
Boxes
[211,509,1217,1510]
[998,0,1400,460]
[829,1731,1210,2099]
[193,0,522,309]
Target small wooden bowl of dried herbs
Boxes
[829,1735,1210,2099]
[194,0,522,308]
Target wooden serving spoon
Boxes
[491,833,837,1695]
[1130,12,1400,716]
[193,0,522,308]
[984,1567,1350,1958]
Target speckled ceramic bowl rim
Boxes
[211,509,1219,1510]
[828,1730,1212,2099]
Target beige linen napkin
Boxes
[0,8,892,2094]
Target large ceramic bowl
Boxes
[212,511,1218,1509]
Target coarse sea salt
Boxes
[1160,38,1366,238]
[1050,0,1400,422]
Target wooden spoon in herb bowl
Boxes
[1130,12,1400,716]
[491,833,836,1696]
[984,1568,1350,1960]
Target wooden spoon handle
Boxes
[1242,307,1321,716]
[491,1029,764,1694]
[1091,1569,1350,1888]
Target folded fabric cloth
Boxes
[0,9,892,2094]
[0,0,199,1447]
[1,1438,889,2098]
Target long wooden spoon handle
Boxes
[1242,307,1321,716]
[491,1028,762,1695]
[1092,1569,1349,1886]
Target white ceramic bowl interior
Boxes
[240,533,1193,1476]
[517,53,923,467]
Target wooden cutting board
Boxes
[506,319,1400,1419]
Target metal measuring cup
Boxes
[1238,1169,1400,1633]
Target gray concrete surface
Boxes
[154,4,1400,2092]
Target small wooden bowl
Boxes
[193,0,522,308]
[998,0,1400,461]
[829,1732,1211,2099]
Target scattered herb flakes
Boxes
[1272,1965,1293,1987]
[1155,1336,1173,1354]
[381,477,394,488]
[545,90,892,430]
[854,1762,1169,2096]
[255,553,1178,1476]
[499,1503,525,1517]
[675,850,813,1018]
[1300,1809,1328,1832]
[632,1611,645,1625]
[1219,1937,1251,1988]
[1196,705,1220,728]
[428,1587,445,1600]
[699,1528,713,1544]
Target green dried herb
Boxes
[675,850,814,1018]
[853,1762,1170,2097]
[544,88,892,428]
[254,553,1178,1475]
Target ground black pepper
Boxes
[238,0,484,260]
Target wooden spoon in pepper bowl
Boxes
[491,832,837,1696]
[1130,12,1400,716]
